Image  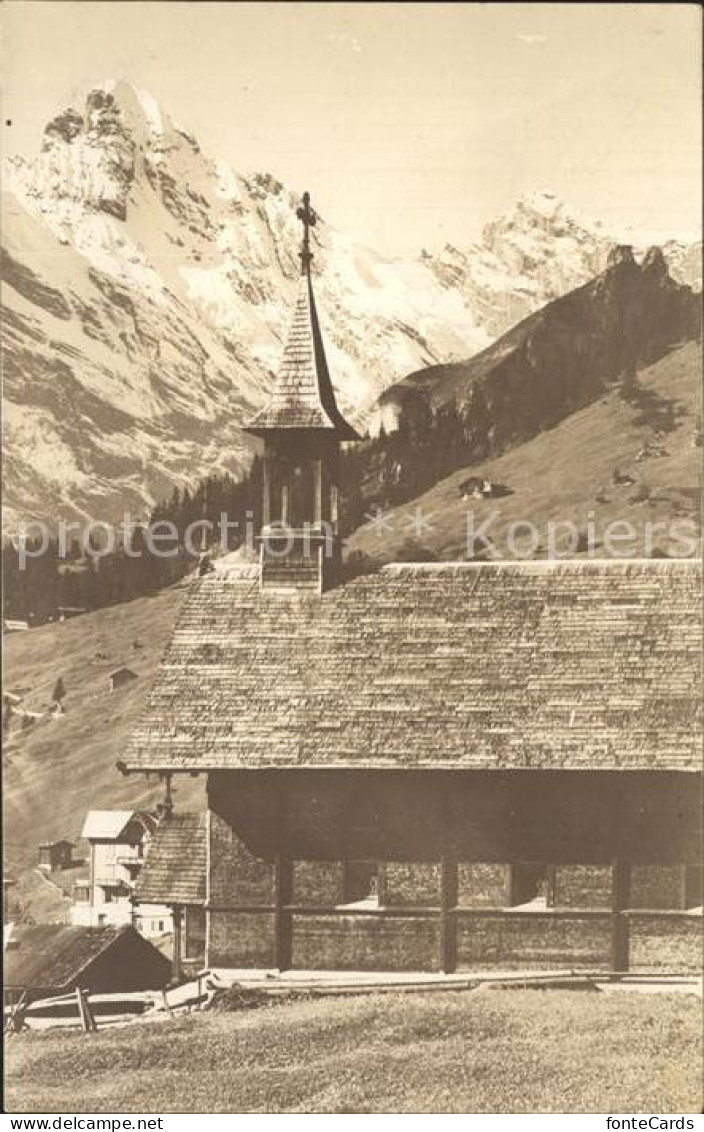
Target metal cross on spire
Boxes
[296,191,317,276]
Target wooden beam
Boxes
[262,458,271,527]
[440,857,458,974]
[172,905,183,984]
[274,855,292,972]
[610,859,631,972]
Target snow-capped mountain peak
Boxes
[2,84,492,527]
[2,85,700,528]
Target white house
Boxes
[71,810,172,937]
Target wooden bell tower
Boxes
[244,192,359,592]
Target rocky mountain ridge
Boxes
[359,245,701,511]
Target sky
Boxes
[2,2,701,255]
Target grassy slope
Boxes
[6,990,701,1113]
[350,341,701,560]
[3,580,205,877]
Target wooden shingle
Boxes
[123,560,702,774]
[244,274,357,438]
[134,813,207,906]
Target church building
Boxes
[121,194,702,975]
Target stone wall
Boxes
[457,863,509,906]
[209,911,275,968]
[553,865,612,908]
[385,863,441,906]
[628,913,702,972]
[630,866,685,910]
[292,861,343,905]
[290,913,440,971]
[184,906,206,962]
[210,811,274,906]
[456,912,612,971]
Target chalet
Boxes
[133,812,208,978]
[119,194,702,976]
[108,666,139,692]
[4,924,171,1004]
[72,810,172,936]
[37,840,74,872]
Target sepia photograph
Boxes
[1,0,702,1120]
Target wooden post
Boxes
[162,773,174,819]
[75,986,87,1031]
[376,864,388,907]
[85,989,97,1032]
[610,859,630,972]
[172,905,183,984]
[507,864,517,908]
[88,842,95,912]
[440,857,458,974]
[161,988,175,1018]
[76,987,97,1032]
[545,865,557,908]
[262,458,271,527]
[274,855,292,972]
[5,990,28,1035]
[314,459,323,526]
[330,483,339,533]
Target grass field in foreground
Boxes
[5,989,701,1114]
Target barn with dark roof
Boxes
[4,924,171,1002]
[120,194,702,975]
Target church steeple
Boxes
[245,192,357,441]
[244,192,359,592]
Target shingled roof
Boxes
[123,559,701,774]
[244,273,358,438]
[134,813,207,906]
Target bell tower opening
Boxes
[243,192,358,592]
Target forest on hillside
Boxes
[2,394,520,629]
